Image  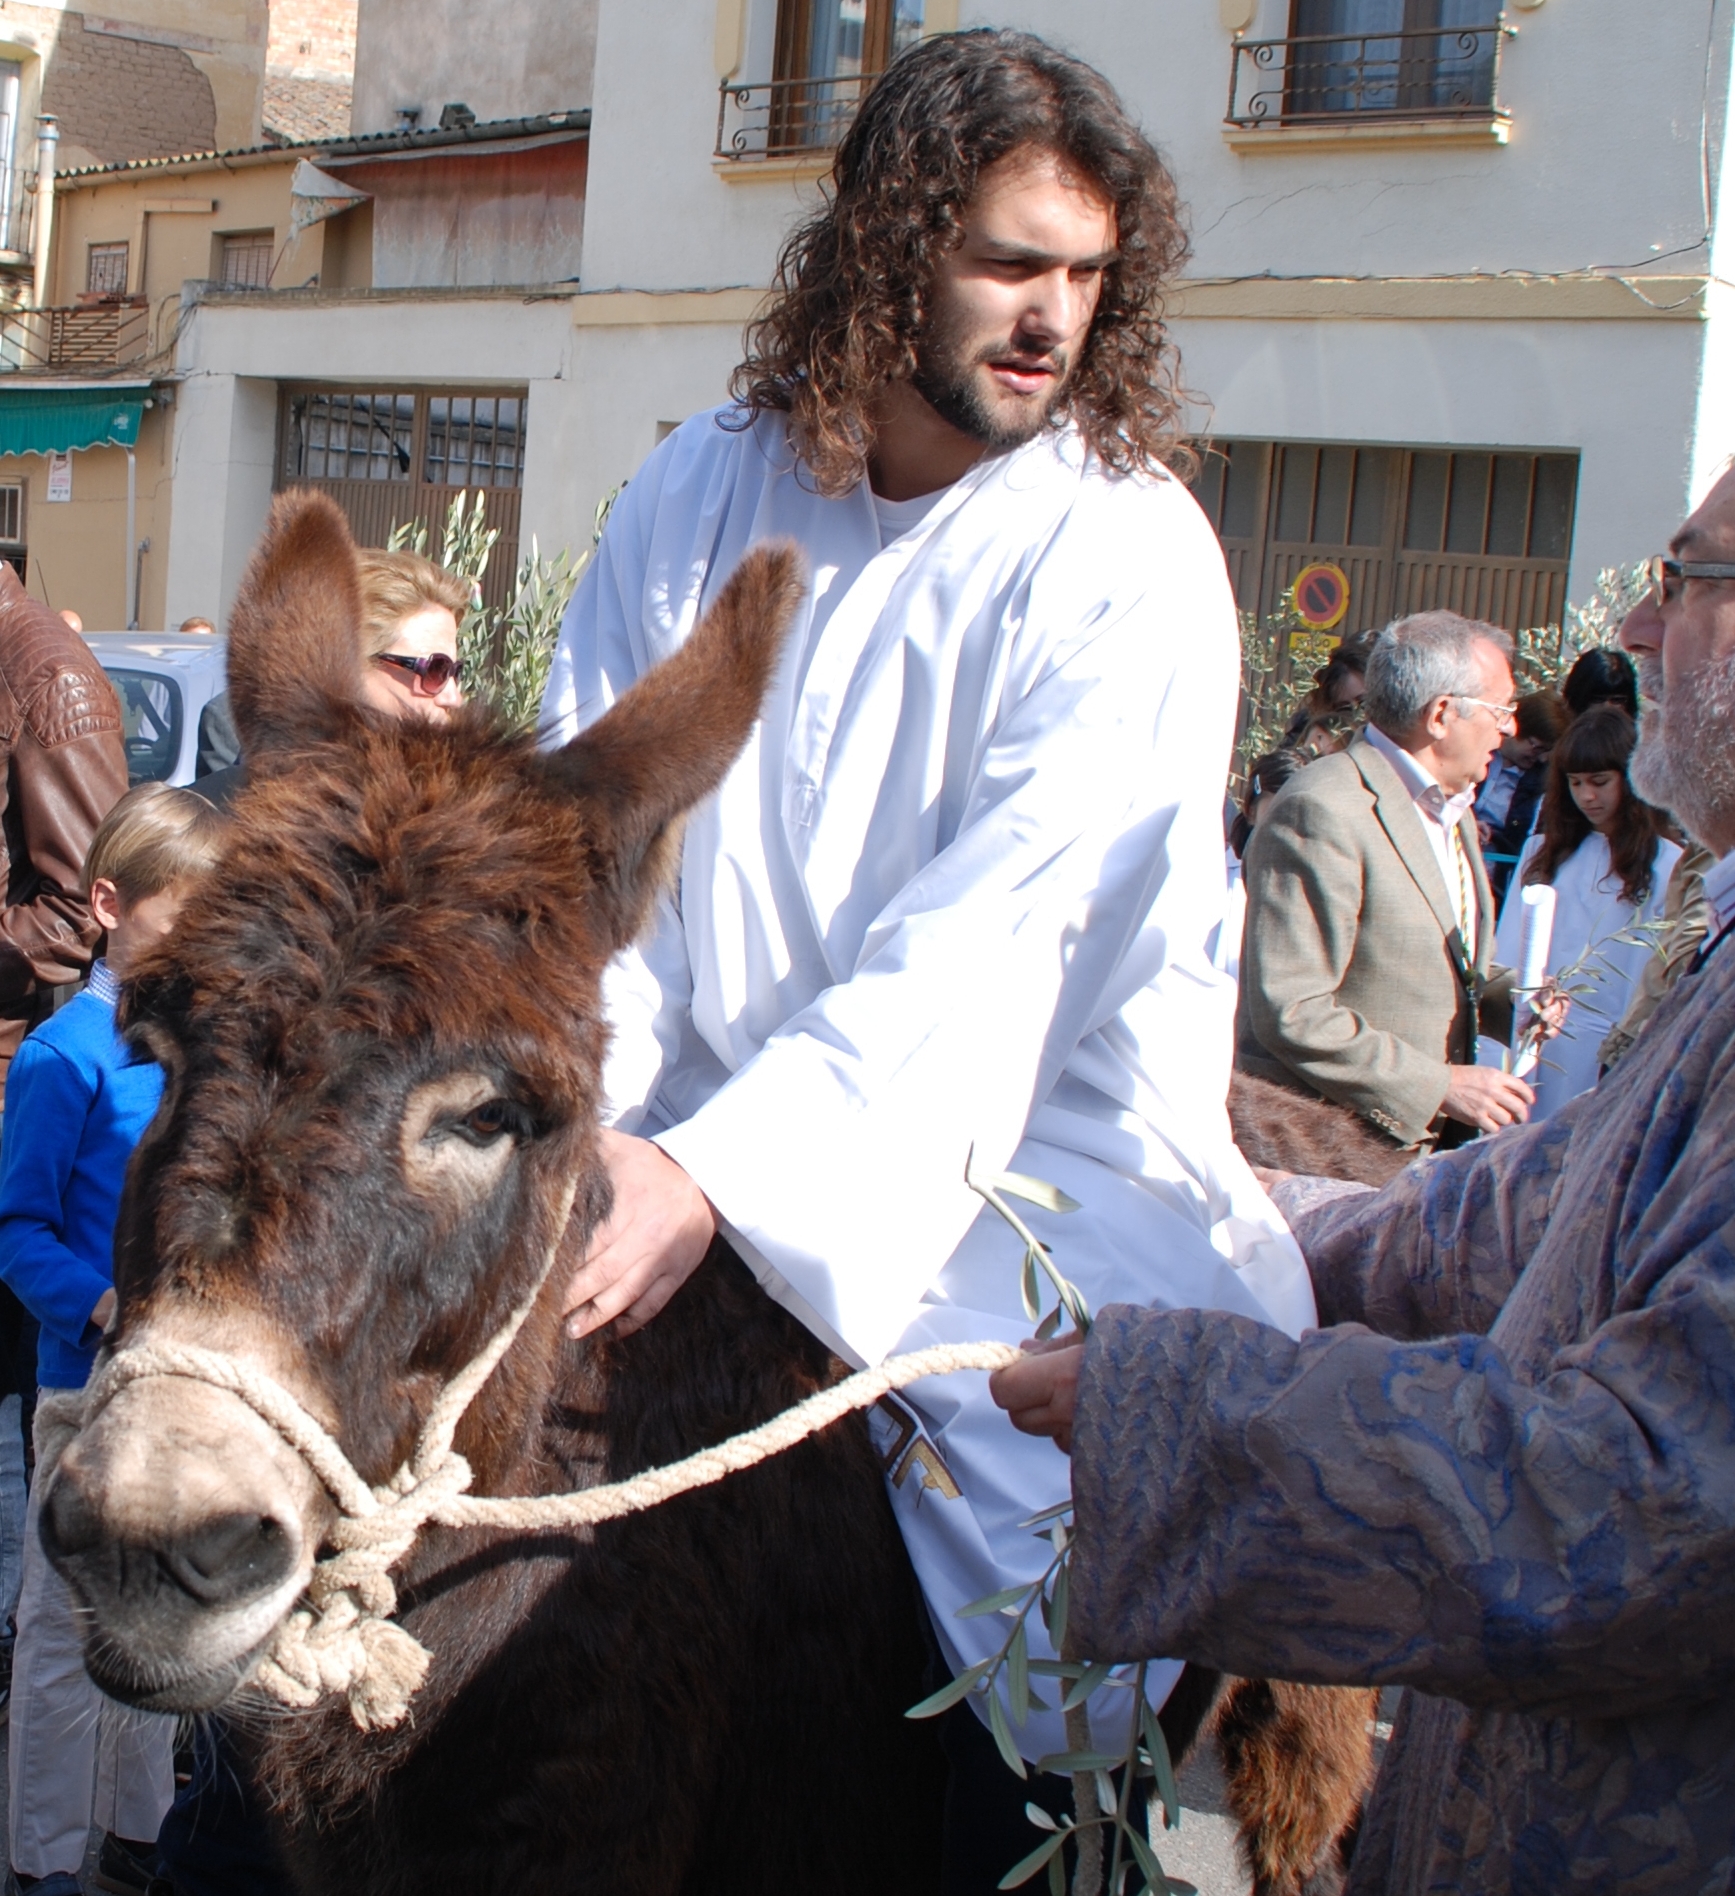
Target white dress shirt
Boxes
[1363,721,1481,954]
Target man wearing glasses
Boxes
[993,466,1735,1895]
[1237,609,1535,1149]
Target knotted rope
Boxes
[39,1297,1020,1731]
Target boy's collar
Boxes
[87,959,121,1007]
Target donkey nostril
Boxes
[162,1512,297,1607]
[40,1475,103,1564]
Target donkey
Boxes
[45,492,1387,1896]
[43,493,945,1896]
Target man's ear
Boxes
[225,488,366,762]
[540,541,807,952]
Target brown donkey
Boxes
[44,493,1385,1895]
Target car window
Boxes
[105,667,184,785]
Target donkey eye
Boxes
[455,1099,518,1145]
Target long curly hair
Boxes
[728,29,1194,497]
[1523,704,1663,906]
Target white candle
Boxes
[1512,883,1556,1077]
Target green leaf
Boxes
[1021,1499,1074,1529]
[995,1829,1066,1888]
[1048,1558,1070,1652]
[1094,1768,1118,1819]
[1027,1658,1079,1679]
[1033,1749,1124,1774]
[1046,1852,1066,1896]
[981,1168,1082,1214]
[1023,1802,1059,1833]
[1009,1620,1031,1726]
[1064,1661,1113,1711]
[959,1583,1036,1619]
[1142,1701,1181,1829]
[1034,1305,1063,1341]
[988,1688,1029,1779]
[1020,1249,1041,1322]
[906,1660,991,1719]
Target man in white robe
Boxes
[542,25,1313,1840]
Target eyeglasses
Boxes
[1644,555,1735,607]
[1454,695,1518,734]
[373,651,463,693]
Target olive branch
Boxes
[903,1151,1192,1896]
[1506,915,1670,1077]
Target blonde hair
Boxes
[354,550,472,662]
[84,782,228,904]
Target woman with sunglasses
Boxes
[356,551,471,722]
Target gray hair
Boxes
[1362,610,1515,737]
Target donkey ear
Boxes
[542,540,807,951]
[226,489,366,759]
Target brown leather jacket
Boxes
[0,564,127,1077]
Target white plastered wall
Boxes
[1178,313,1707,594]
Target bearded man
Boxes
[543,28,1311,1880]
[991,460,1735,1893]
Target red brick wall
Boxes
[267,0,356,79]
[43,14,218,165]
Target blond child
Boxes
[0,784,225,1896]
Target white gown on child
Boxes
[1495,830,1681,1118]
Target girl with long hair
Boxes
[1494,704,1680,1117]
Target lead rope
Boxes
[37,1261,1020,1731]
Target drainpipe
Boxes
[125,446,137,627]
[29,115,56,308]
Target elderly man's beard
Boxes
[909,314,1074,451]
[1631,648,1735,846]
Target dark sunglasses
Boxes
[1644,555,1735,607]
[373,651,463,692]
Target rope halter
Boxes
[39,1283,1019,1731]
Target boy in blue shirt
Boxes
[0,783,225,1896]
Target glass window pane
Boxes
[1313,446,1354,544]
[1348,447,1394,544]
[1221,441,1264,541]
[891,0,923,58]
[1189,447,1227,533]
[1529,456,1578,561]
[1275,446,1317,543]
[1444,453,1490,554]
[1404,452,1448,551]
[1486,454,1533,557]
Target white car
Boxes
[81,632,229,788]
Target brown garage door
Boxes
[1192,439,1578,660]
[276,386,527,613]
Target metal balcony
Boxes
[1226,19,1510,130]
[715,71,873,161]
[0,299,150,373]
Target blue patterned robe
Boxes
[1069,930,1735,1893]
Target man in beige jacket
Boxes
[1237,610,1530,1148]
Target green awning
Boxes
[0,386,145,456]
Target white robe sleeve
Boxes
[543,468,695,1131]
[654,561,1239,1365]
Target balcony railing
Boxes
[0,299,150,373]
[715,71,873,162]
[1226,20,1509,129]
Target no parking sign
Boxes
[1288,562,1350,631]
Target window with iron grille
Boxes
[220,230,275,290]
[0,483,23,546]
[277,387,528,612]
[86,242,129,297]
